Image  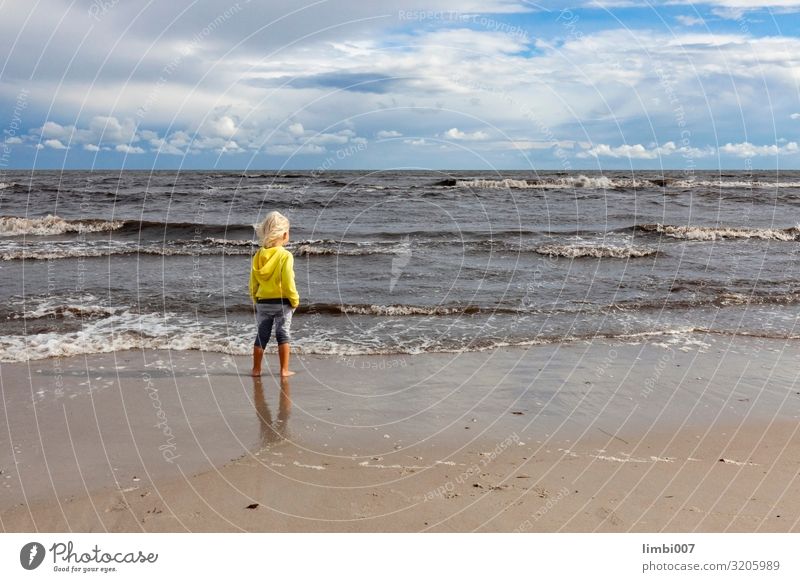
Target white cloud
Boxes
[287,122,305,137]
[791,113,800,119]
[4,136,22,144]
[43,138,67,150]
[675,15,706,26]
[376,130,402,138]
[710,7,744,19]
[403,138,429,146]
[308,131,351,145]
[443,127,489,141]
[577,140,800,160]
[265,143,326,155]
[579,143,662,159]
[115,144,145,154]
[578,141,715,159]
[83,144,100,152]
[219,140,242,153]
[90,116,137,144]
[35,116,139,148]
[205,115,238,138]
[150,138,184,156]
[41,121,67,139]
[719,141,800,157]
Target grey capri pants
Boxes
[254,299,294,347]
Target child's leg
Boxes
[276,305,295,376]
[278,343,294,377]
[251,345,265,376]
[252,305,275,376]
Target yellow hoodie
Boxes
[249,246,300,308]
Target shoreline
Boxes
[2,334,799,532]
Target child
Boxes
[249,211,300,377]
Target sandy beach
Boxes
[2,334,799,532]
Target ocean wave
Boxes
[1,237,425,260]
[295,242,409,256]
[673,179,800,189]
[456,178,542,189]
[635,223,800,241]
[14,302,126,320]
[0,214,267,239]
[0,309,715,362]
[0,240,254,260]
[0,312,249,362]
[0,321,755,362]
[317,303,503,316]
[608,290,800,313]
[2,293,796,362]
[533,244,658,259]
[437,176,800,191]
[448,176,644,190]
[711,292,800,306]
[0,182,15,190]
[0,214,125,236]
[204,237,257,246]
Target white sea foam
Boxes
[672,179,800,189]
[456,178,539,189]
[638,223,800,241]
[295,243,404,256]
[0,295,728,364]
[455,175,627,190]
[0,311,251,362]
[338,304,477,316]
[0,240,253,260]
[204,237,256,246]
[452,176,800,190]
[17,301,125,319]
[0,214,124,236]
[534,244,657,259]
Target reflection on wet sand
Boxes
[252,376,292,448]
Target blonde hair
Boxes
[255,211,290,247]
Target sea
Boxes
[1,170,799,362]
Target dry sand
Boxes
[2,334,799,532]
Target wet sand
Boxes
[2,335,799,531]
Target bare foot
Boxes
[250,368,262,377]
[280,370,296,377]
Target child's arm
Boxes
[282,252,300,308]
[249,254,259,303]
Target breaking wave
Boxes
[437,176,800,191]
[533,244,658,259]
[0,214,125,236]
[451,176,625,190]
[295,242,410,256]
[634,223,800,241]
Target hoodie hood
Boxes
[255,246,286,277]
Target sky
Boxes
[1,0,800,170]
